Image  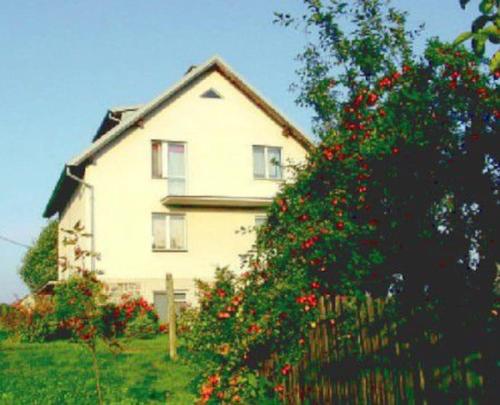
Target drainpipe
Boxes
[66,165,96,272]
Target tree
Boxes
[454,0,500,72]
[19,220,58,292]
[186,0,498,402]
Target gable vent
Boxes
[201,88,222,99]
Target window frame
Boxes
[252,145,283,180]
[151,140,188,190]
[151,212,187,252]
[255,215,267,228]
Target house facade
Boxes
[43,56,311,318]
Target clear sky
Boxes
[0,0,476,303]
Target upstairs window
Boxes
[152,213,186,251]
[151,141,186,195]
[253,146,282,179]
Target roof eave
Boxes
[68,56,314,167]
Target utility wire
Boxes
[0,234,31,249]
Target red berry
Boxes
[336,221,345,230]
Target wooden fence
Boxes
[261,295,490,404]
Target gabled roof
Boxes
[43,56,314,218]
[69,56,312,167]
[92,105,142,143]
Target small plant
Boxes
[54,221,115,405]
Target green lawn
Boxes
[0,336,196,404]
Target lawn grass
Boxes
[0,335,196,404]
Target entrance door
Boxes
[153,291,168,323]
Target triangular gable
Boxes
[68,56,313,167]
[201,88,223,99]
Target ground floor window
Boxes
[152,213,186,250]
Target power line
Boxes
[0,234,31,249]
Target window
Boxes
[255,215,267,228]
[201,88,222,99]
[151,141,186,195]
[152,213,186,250]
[174,291,187,302]
[252,146,282,179]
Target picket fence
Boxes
[261,295,489,405]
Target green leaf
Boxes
[472,15,491,32]
[472,35,487,56]
[479,0,495,14]
[460,0,471,9]
[489,50,500,71]
[454,31,473,45]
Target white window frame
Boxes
[152,213,187,251]
[255,215,267,228]
[151,141,187,193]
[252,145,283,180]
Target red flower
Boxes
[274,384,285,393]
[368,218,379,227]
[247,324,261,334]
[277,199,288,212]
[323,148,334,160]
[402,65,411,73]
[353,94,364,107]
[366,93,378,106]
[477,87,488,98]
[336,221,345,230]
[311,281,320,289]
[281,364,292,376]
[301,235,319,250]
[217,312,231,319]
[392,146,400,155]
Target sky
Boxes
[0,0,477,303]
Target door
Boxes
[153,291,168,323]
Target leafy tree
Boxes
[455,0,500,71]
[19,220,58,292]
[186,1,498,402]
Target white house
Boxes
[43,56,312,320]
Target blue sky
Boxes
[0,0,476,303]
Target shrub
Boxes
[19,220,58,292]
[124,312,159,339]
[0,297,69,343]
[101,295,160,339]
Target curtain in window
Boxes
[253,146,265,178]
[168,143,185,195]
[152,142,163,178]
[169,215,185,250]
[267,147,282,179]
[152,214,166,249]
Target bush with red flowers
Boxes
[185,1,498,402]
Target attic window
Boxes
[201,88,222,99]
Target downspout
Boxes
[66,165,96,272]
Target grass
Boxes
[0,335,196,404]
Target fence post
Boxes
[166,273,177,360]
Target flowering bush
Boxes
[185,1,498,402]
[101,295,159,339]
[0,297,68,343]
